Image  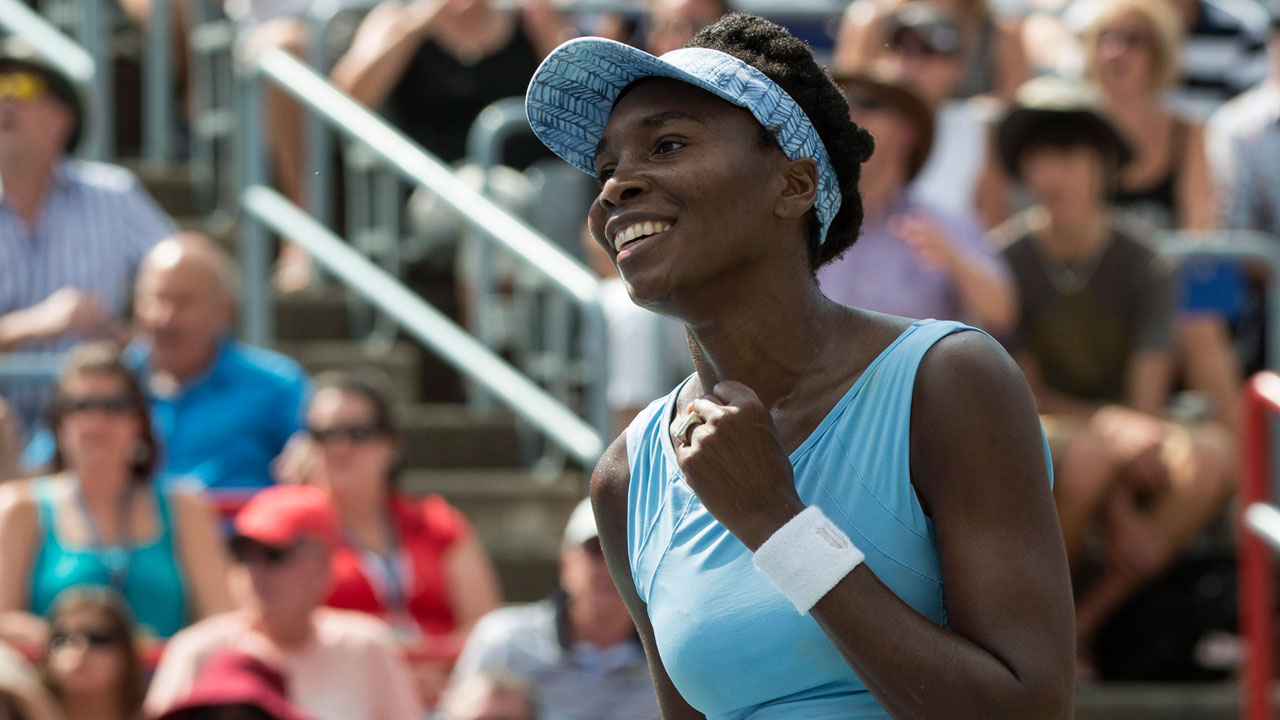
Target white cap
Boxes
[562,497,599,547]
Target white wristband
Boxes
[751,506,864,614]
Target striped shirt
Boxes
[1207,81,1280,238]
[450,594,660,720]
[1173,0,1272,116]
[0,160,175,429]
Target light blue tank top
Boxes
[29,477,190,638]
[625,319,1002,718]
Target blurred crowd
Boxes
[2,0,1280,715]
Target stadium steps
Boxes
[1075,682,1240,719]
[134,162,585,603]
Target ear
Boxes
[775,158,819,221]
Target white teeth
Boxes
[614,221,673,251]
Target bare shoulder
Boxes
[589,431,631,529]
[0,478,40,527]
[915,328,1030,410]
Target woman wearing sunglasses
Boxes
[298,372,500,704]
[41,587,144,720]
[0,342,233,648]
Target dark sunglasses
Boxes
[847,94,887,112]
[307,422,385,444]
[49,629,119,650]
[59,394,134,416]
[1097,29,1153,50]
[230,537,304,567]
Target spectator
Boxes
[451,498,658,720]
[817,69,1016,334]
[0,399,19,482]
[643,0,732,55]
[151,650,311,720]
[144,485,422,720]
[40,588,144,720]
[993,77,1234,675]
[834,0,1029,101]
[295,372,500,703]
[437,670,536,720]
[247,0,574,291]
[0,641,63,720]
[1207,6,1280,239]
[876,2,1006,226]
[0,40,175,431]
[1084,0,1242,430]
[24,234,310,491]
[0,343,233,642]
[22,235,309,489]
[132,234,307,491]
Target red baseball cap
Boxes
[233,485,340,550]
[151,650,313,720]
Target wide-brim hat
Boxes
[831,68,935,182]
[0,38,84,154]
[996,76,1132,180]
[525,31,842,245]
[151,651,313,720]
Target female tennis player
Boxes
[526,13,1074,718]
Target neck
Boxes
[0,158,57,227]
[335,487,393,552]
[1035,205,1110,263]
[682,271,839,411]
[150,338,222,388]
[567,603,632,649]
[74,464,134,504]
[60,691,123,720]
[253,608,316,649]
[858,162,906,221]
[1103,92,1158,119]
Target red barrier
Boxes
[1239,372,1280,720]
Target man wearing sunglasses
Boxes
[0,40,175,435]
[145,485,422,720]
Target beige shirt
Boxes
[144,608,422,720]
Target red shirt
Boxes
[325,494,471,638]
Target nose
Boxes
[598,162,648,209]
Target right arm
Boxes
[0,483,50,654]
[330,1,438,110]
[590,434,704,720]
[0,289,115,351]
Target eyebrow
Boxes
[595,110,704,164]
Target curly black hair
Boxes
[688,13,875,270]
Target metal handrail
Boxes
[237,46,610,457]
[242,185,605,467]
[248,48,603,309]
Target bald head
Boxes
[141,232,240,300]
[135,233,238,382]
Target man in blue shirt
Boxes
[128,233,310,491]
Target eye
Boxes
[654,138,685,155]
[595,164,615,186]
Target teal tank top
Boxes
[626,319,1033,718]
[29,477,190,638]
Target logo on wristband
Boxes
[817,524,850,550]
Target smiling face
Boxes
[55,372,144,475]
[587,78,804,312]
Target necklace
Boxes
[72,478,137,593]
[1031,231,1111,296]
